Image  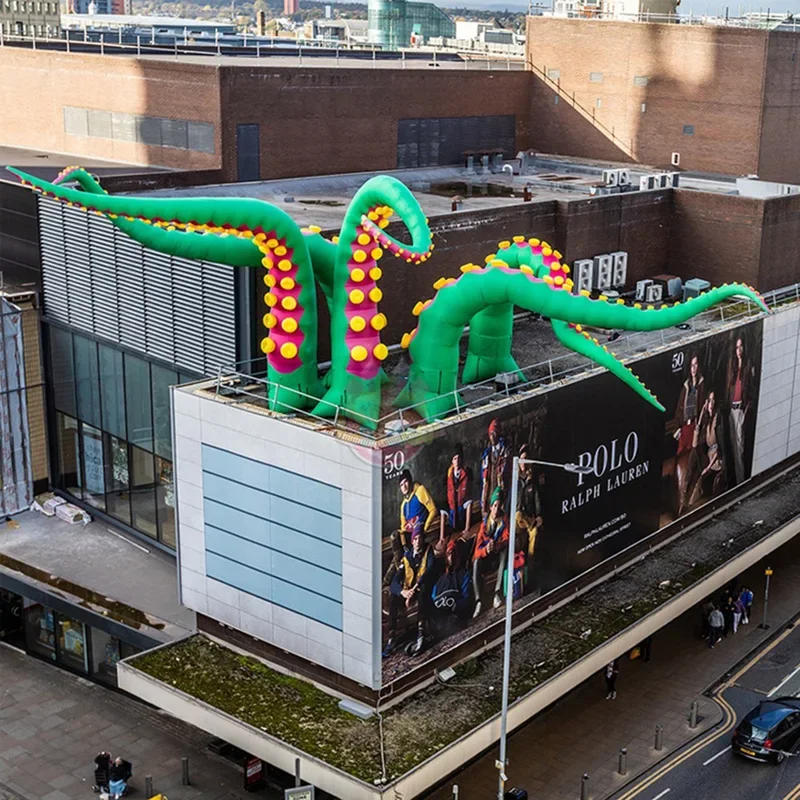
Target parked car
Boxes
[732,697,800,764]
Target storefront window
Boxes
[152,364,178,461]
[56,614,88,674]
[99,343,126,440]
[130,446,157,539]
[124,354,153,451]
[24,602,56,661]
[56,413,82,497]
[50,326,76,416]
[81,424,106,511]
[74,334,101,429]
[105,433,131,526]
[90,629,123,686]
[156,457,175,549]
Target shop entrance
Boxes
[0,589,24,648]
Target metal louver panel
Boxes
[38,198,68,324]
[38,195,236,375]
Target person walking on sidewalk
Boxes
[721,591,735,638]
[733,594,745,634]
[701,598,715,640]
[741,586,754,624]
[605,659,619,700]
[709,605,724,648]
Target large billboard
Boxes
[380,319,763,683]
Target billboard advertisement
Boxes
[380,319,763,683]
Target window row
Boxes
[4,0,58,12]
[50,326,195,461]
[56,413,176,548]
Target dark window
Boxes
[397,115,515,169]
[130,446,157,540]
[683,124,695,136]
[236,124,260,182]
[124,354,153,451]
[151,364,178,460]
[73,334,101,429]
[50,327,76,416]
[137,116,163,147]
[161,118,189,150]
[99,343,126,439]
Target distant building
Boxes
[309,18,369,43]
[367,0,455,48]
[284,0,298,16]
[549,0,677,19]
[0,0,61,36]
[60,13,237,36]
[67,0,131,14]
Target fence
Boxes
[207,283,799,443]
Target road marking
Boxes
[769,662,800,697]
[702,745,731,766]
[781,782,800,800]
[617,625,796,800]
[651,790,671,800]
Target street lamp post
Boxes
[497,455,592,800]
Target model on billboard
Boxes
[726,336,756,484]
[446,445,473,533]
[688,390,727,504]
[480,420,511,516]
[671,354,705,514]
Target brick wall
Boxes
[218,66,533,181]
[525,18,769,175]
[758,32,800,183]
[0,48,222,171]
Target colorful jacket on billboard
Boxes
[473,514,509,561]
[480,439,510,513]
[400,483,438,534]
[390,545,436,595]
[446,465,471,513]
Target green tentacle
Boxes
[399,262,767,421]
[312,176,432,428]
[461,237,555,383]
[10,166,321,411]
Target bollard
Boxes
[618,747,627,776]
[145,776,153,796]
[690,700,698,729]
[182,757,190,786]
[655,724,664,751]
[581,773,589,800]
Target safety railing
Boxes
[203,283,799,443]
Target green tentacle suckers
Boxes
[10,167,769,428]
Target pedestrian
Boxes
[721,592,734,638]
[741,585,754,624]
[641,635,653,663]
[605,659,619,700]
[733,594,745,634]
[701,599,714,640]
[709,605,724,648]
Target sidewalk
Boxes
[429,530,800,800]
[0,643,275,800]
[0,511,193,639]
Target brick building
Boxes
[525,17,800,182]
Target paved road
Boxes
[609,621,800,800]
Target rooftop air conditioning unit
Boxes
[645,283,663,304]
[635,279,652,302]
[618,169,631,186]
[593,254,613,291]
[610,251,628,288]
[573,259,594,293]
[602,169,619,187]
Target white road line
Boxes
[652,789,671,800]
[768,663,800,697]
[702,745,732,766]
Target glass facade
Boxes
[48,325,194,550]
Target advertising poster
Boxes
[380,318,763,683]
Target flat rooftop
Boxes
[135,155,739,231]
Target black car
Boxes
[733,697,800,764]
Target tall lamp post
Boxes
[497,456,593,800]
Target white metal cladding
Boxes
[38,196,236,375]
